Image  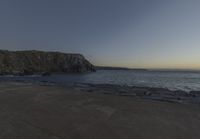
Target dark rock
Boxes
[23,69,34,75]
[173,90,189,97]
[190,91,200,97]
[42,72,51,76]
[134,89,149,96]
[0,50,96,75]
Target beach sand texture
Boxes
[0,82,200,139]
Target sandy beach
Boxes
[0,82,199,139]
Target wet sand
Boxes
[0,82,200,139]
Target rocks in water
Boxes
[190,91,200,97]
[0,50,96,75]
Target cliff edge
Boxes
[0,50,96,75]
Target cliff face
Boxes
[0,50,96,75]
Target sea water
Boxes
[0,70,200,92]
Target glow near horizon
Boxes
[0,0,200,69]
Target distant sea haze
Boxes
[1,70,200,92]
[96,66,200,72]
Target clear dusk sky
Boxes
[0,0,200,69]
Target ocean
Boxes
[0,70,200,92]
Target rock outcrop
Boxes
[0,50,96,75]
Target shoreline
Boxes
[2,80,200,105]
[73,83,200,105]
[0,81,200,138]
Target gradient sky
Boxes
[1,0,200,69]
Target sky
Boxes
[0,0,200,69]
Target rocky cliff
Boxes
[0,50,96,75]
